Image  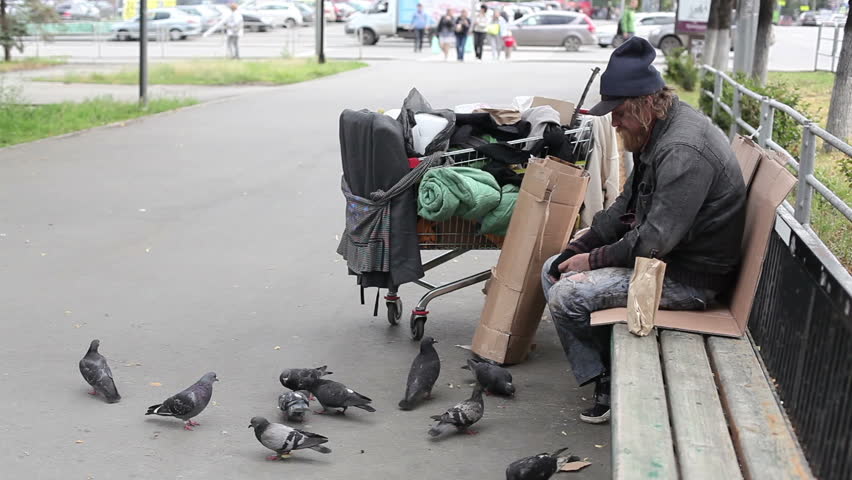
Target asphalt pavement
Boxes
[0,60,612,479]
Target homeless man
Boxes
[541,37,746,424]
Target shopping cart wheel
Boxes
[410,315,427,341]
[386,299,402,326]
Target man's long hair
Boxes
[622,86,676,130]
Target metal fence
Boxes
[814,23,846,73]
[701,64,852,480]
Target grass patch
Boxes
[667,76,700,109]
[0,57,67,73]
[0,97,197,147]
[41,59,367,86]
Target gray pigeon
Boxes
[280,366,332,391]
[463,358,515,396]
[428,384,485,437]
[505,448,577,480]
[249,416,331,460]
[78,339,121,403]
[399,336,441,410]
[145,372,218,430]
[279,390,311,422]
[309,379,376,414]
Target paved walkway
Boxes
[0,60,611,479]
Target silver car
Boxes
[510,12,597,52]
[111,8,202,41]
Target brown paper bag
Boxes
[626,257,667,336]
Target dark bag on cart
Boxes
[397,88,456,157]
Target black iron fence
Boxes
[749,207,852,480]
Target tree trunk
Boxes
[703,0,720,69]
[823,9,852,152]
[1,0,10,62]
[712,0,733,71]
[752,0,775,84]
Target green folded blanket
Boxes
[418,167,501,222]
[481,184,520,236]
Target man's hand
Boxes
[559,253,591,275]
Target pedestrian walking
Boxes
[455,9,471,61]
[486,10,502,60]
[225,3,244,59]
[437,9,456,61]
[411,3,429,53]
[620,0,637,41]
[500,12,513,61]
[472,5,489,60]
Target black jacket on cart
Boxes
[338,109,424,289]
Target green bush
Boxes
[665,48,698,92]
[699,73,812,156]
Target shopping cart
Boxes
[384,121,595,340]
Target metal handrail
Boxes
[700,64,852,227]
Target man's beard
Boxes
[618,127,648,153]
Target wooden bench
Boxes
[591,137,815,479]
[611,325,814,479]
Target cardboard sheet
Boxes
[591,137,796,336]
[472,156,589,364]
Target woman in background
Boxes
[455,9,471,62]
[437,9,456,61]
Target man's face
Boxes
[611,101,647,153]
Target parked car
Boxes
[176,5,222,33]
[798,11,819,26]
[111,8,202,41]
[93,0,116,19]
[56,1,100,21]
[251,2,304,28]
[510,11,596,51]
[293,1,315,23]
[332,1,356,22]
[597,11,674,48]
[210,4,276,32]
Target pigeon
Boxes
[280,366,333,391]
[249,416,332,460]
[309,379,376,414]
[428,384,484,437]
[279,390,311,422]
[463,358,515,396]
[399,336,441,411]
[78,339,121,403]
[145,372,218,430]
[505,448,577,480]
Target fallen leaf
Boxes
[75,440,84,444]
[448,383,454,389]
[221,430,228,435]
[144,248,151,253]
[594,444,605,448]
[561,431,567,436]
[124,362,143,367]
[274,346,281,350]
[149,382,162,387]
[212,401,218,406]
[560,461,591,472]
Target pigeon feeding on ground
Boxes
[279,366,332,391]
[279,390,311,422]
[505,448,578,480]
[428,384,485,437]
[249,416,332,460]
[399,336,441,411]
[78,339,121,403]
[309,379,375,414]
[145,372,218,430]
[463,358,515,396]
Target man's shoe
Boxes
[580,403,611,424]
[580,374,611,424]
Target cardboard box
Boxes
[472,156,589,364]
[530,97,577,126]
[590,136,796,337]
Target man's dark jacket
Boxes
[565,100,746,292]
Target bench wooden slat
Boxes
[660,331,744,480]
[707,336,815,480]
[612,324,677,480]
